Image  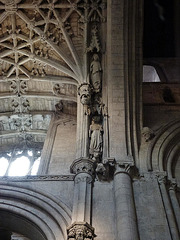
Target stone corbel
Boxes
[67,222,96,240]
[95,158,115,181]
[168,179,177,191]
[78,83,93,105]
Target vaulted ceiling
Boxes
[0,0,93,154]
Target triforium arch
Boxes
[147,119,180,179]
[0,183,72,240]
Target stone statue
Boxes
[90,54,102,93]
[89,116,103,161]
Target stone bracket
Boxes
[67,222,96,240]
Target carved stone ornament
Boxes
[114,159,137,179]
[168,180,177,191]
[11,97,30,113]
[78,83,92,105]
[157,173,167,185]
[89,115,103,161]
[141,127,155,142]
[70,158,95,176]
[53,83,61,96]
[10,80,28,95]
[55,100,63,117]
[67,222,96,240]
[90,54,102,93]
[87,24,101,53]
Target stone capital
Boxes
[67,222,96,240]
[168,179,177,191]
[114,156,136,178]
[70,158,95,177]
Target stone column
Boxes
[158,175,180,240]
[67,158,95,240]
[113,163,139,240]
[168,180,180,232]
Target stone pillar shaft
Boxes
[113,168,139,240]
[158,177,180,240]
[68,159,95,240]
[168,183,180,232]
[72,172,92,223]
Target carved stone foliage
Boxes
[9,80,28,95]
[11,97,30,113]
[70,158,95,177]
[67,222,96,240]
[114,159,139,180]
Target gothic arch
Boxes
[147,119,180,180]
[0,183,72,240]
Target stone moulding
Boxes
[0,175,74,182]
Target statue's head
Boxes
[92,53,99,61]
[78,83,92,105]
[142,127,155,142]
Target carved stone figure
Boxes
[89,116,103,161]
[87,24,101,52]
[55,100,63,116]
[67,222,95,240]
[78,83,92,105]
[53,83,61,96]
[90,54,102,93]
[141,127,155,142]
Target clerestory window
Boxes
[143,65,161,82]
[0,148,41,177]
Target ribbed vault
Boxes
[0,0,90,171]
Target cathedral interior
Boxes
[0,0,179,239]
